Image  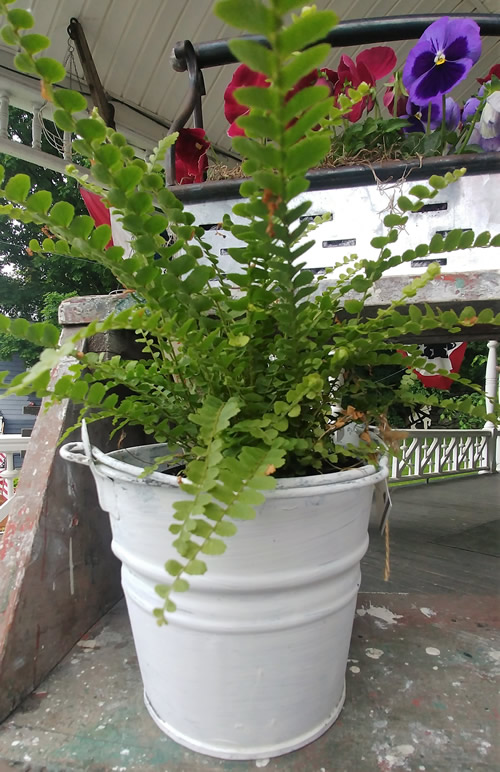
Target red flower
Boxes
[287,67,338,100]
[224,64,269,137]
[477,64,500,84]
[175,128,210,184]
[383,75,408,117]
[334,46,397,122]
[224,64,338,136]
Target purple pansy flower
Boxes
[473,91,500,151]
[444,97,460,130]
[462,97,480,123]
[403,99,442,132]
[403,17,481,105]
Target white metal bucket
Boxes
[61,430,388,760]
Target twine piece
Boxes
[384,518,391,582]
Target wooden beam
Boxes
[67,17,115,128]
[59,272,500,344]
[340,271,500,343]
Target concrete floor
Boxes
[0,476,499,772]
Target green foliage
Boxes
[0,0,498,622]
[0,106,115,364]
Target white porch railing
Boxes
[0,435,30,500]
[389,428,497,482]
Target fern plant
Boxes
[0,0,498,622]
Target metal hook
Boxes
[166,40,205,186]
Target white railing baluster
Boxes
[0,435,31,504]
[63,130,72,160]
[32,105,42,150]
[0,92,9,139]
[389,428,497,482]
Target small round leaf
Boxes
[35,57,66,84]
[53,89,87,113]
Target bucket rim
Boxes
[83,441,388,494]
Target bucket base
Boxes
[144,683,346,761]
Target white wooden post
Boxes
[484,340,499,471]
[31,105,42,150]
[63,130,73,160]
[0,92,9,139]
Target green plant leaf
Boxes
[75,118,107,144]
[201,538,227,555]
[233,85,278,111]
[182,265,213,294]
[215,0,274,34]
[408,184,431,199]
[13,51,36,73]
[184,559,207,575]
[383,214,408,227]
[7,8,34,29]
[20,32,50,54]
[1,24,18,46]
[90,224,112,250]
[172,578,190,592]
[115,165,144,192]
[35,57,66,83]
[229,334,250,347]
[278,10,337,56]
[53,88,88,113]
[52,109,76,132]
[214,521,237,537]
[281,45,331,91]
[5,173,31,202]
[459,230,475,249]
[49,201,75,227]
[474,231,490,247]
[26,190,52,214]
[87,382,106,405]
[428,175,446,190]
[443,229,462,251]
[285,134,330,175]
[344,299,363,314]
[69,215,94,240]
[228,39,274,76]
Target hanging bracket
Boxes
[67,17,115,128]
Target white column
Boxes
[0,92,9,139]
[484,340,499,472]
[63,130,72,161]
[31,105,42,150]
[0,451,16,499]
[484,340,499,427]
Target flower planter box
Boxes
[171,154,500,282]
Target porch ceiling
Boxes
[0,0,498,156]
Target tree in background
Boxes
[0,107,115,364]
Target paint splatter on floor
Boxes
[419,607,436,618]
[425,647,440,656]
[365,648,384,659]
[357,605,403,628]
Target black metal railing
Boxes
[166,13,500,186]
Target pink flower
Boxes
[175,128,210,184]
[224,64,269,137]
[334,46,397,122]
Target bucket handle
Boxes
[59,420,96,469]
[59,441,90,467]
